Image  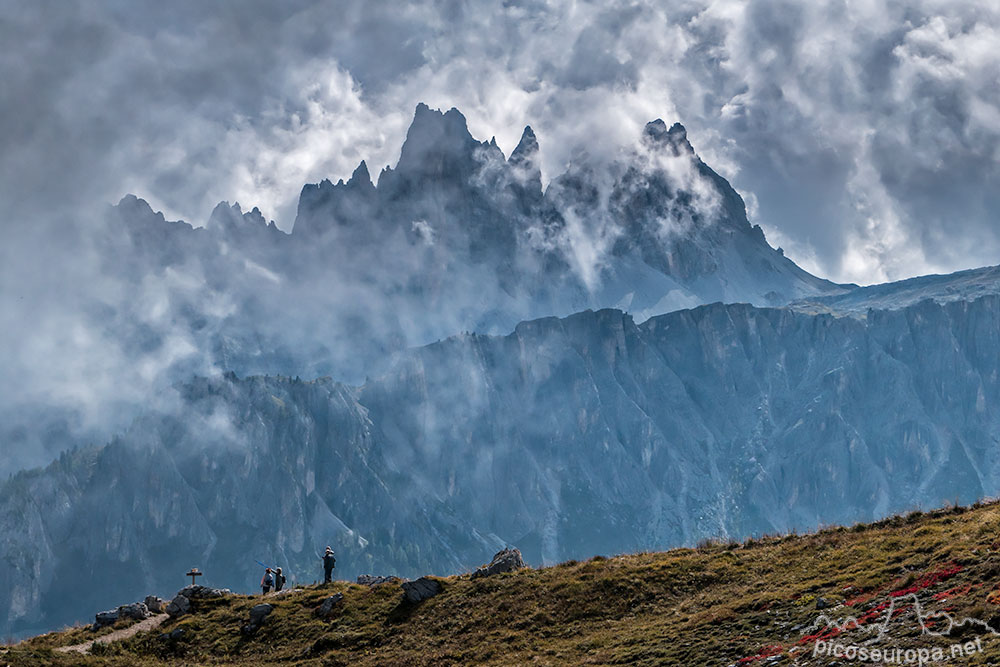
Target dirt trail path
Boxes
[54,613,169,654]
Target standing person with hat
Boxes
[322,547,336,584]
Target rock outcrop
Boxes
[357,575,402,586]
[165,595,191,618]
[242,603,273,635]
[165,585,229,619]
[471,548,527,579]
[158,627,187,643]
[144,596,166,613]
[314,594,343,619]
[93,609,119,630]
[177,585,230,599]
[401,578,443,604]
[92,600,151,630]
[117,602,151,621]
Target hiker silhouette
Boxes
[261,567,274,595]
[322,547,336,583]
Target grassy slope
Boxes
[9,502,1000,666]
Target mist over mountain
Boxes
[5,294,1000,635]
[0,104,845,476]
[106,104,841,384]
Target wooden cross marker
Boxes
[186,568,203,586]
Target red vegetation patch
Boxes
[736,645,784,664]
[932,583,979,602]
[888,563,962,598]
[737,562,964,664]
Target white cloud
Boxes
[3,2,999,284]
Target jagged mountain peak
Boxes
[112,194,193,233]
[244,205,268,227]
[209,199,239,215]
[510,125,539,165]
[507,125,542,197]
[115,193,160,221]
[396,103,479,172]
[287,101,841,317]
[207,200,243,230]
[642,119,693,155]
[346,160,374,190]
[207,200,280,234]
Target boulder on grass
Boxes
[93,609,119,630]
[158,627,187,642]
[401,577,442,604]
[315,593,344,618]
[177,584,230,599]
[241,603,274,636]
[165,594,192,618]
[144,595,166,613]
[357,574,402,586]
[250,603,273,626]
[117,601,151,621]
[471,548,527,579]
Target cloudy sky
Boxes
[3,0,1000,285]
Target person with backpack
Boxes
[274,567,286,592]
[261,567,274,595]
[322,547,336,583]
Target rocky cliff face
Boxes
[5,294,999,635]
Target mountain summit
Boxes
[293,102,844,315]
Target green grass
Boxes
[14,615,147,651]
[9,501,1000,665]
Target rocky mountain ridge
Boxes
[791,263,1000,316]
[4,101,849,475]
[97,103,844,384]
